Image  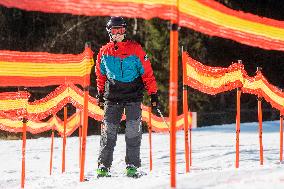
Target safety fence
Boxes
[0,45,95,187]
[0,46,94,87]
[0,83,193,134]
[0,47,194,188]
[183,52,284,113]
[183,51,284,168]
[1,0,284,51]
[0,0,283,188]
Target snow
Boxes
[1,120,284,189]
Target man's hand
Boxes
[150,93,159,108]
[96,93,104,109]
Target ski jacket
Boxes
[95,40,157,102]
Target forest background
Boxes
[0,0,283,137]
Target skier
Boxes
[95,16,159,177]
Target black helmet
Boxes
[106,17,127,31]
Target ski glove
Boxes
[96,93,104,109]
[150,93,159,108]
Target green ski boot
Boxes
[126,164,139,178]
[96,165,111,178]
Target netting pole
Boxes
[80,86,89,181]
[280,113,283,162]
[257,95,264,165]
[80,42,91,181]
[256,67,264,165]
[148,106,153,171]
[79,110,82,169]
[236,87,241,168]
[189,112,192,167]
[21,117,27,189]
[21,88,28,189]
[50,124,54,175]
[169,17,179,188]
[62,106,67,173]
[182,49,190,173]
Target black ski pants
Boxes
[98,101,142,168]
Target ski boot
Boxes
[126,164,139,178]
[96,165,111,178]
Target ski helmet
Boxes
[106,17,127,32]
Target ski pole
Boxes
[156,107,170,131]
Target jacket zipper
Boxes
[120,58,123,78]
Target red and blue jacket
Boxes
[95,40,157,102]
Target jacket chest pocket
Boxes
[104,56,121,76]
[122,56,137,72]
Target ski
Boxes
[125,170,147,179]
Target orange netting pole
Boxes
[148,106,153,171]
[62,106,67,173]
[79,111,82,169]
[80,86,89,181]
[257,95,264,165]
[169,21,179,187]
[280,113,283,162]
[80,43,92,182]
[182,50,190,173]
[189,112,192,167]
[49,125,55,175]
[21,117,27,189]
[236,88,241,168]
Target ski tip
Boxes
[97,174,112,179]
[84,178,90,182]
[126,172,146,178]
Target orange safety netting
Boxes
[26,84,103,121]
[0,84,102,121]
[0,108,192,134]
[0,111,80,136]
[242,72,284,113]
[0,0,284,51]
[183,52,284,113]
[0,91,29,120]
[0,47,94,87]
[0,84,193,134]
[142,105,193,132]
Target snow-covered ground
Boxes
[1,120,284,189]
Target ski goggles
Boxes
[110,27,126,35]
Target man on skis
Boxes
[95,16,159,177]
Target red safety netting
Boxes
[0,47,94,87]
[0,84,193,134]
[0,91,30,120]
[183,52,284,113]
[0,0,284,51]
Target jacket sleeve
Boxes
[136,44,158,95]
[95,48,107,94]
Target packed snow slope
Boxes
[1,120,284,189]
